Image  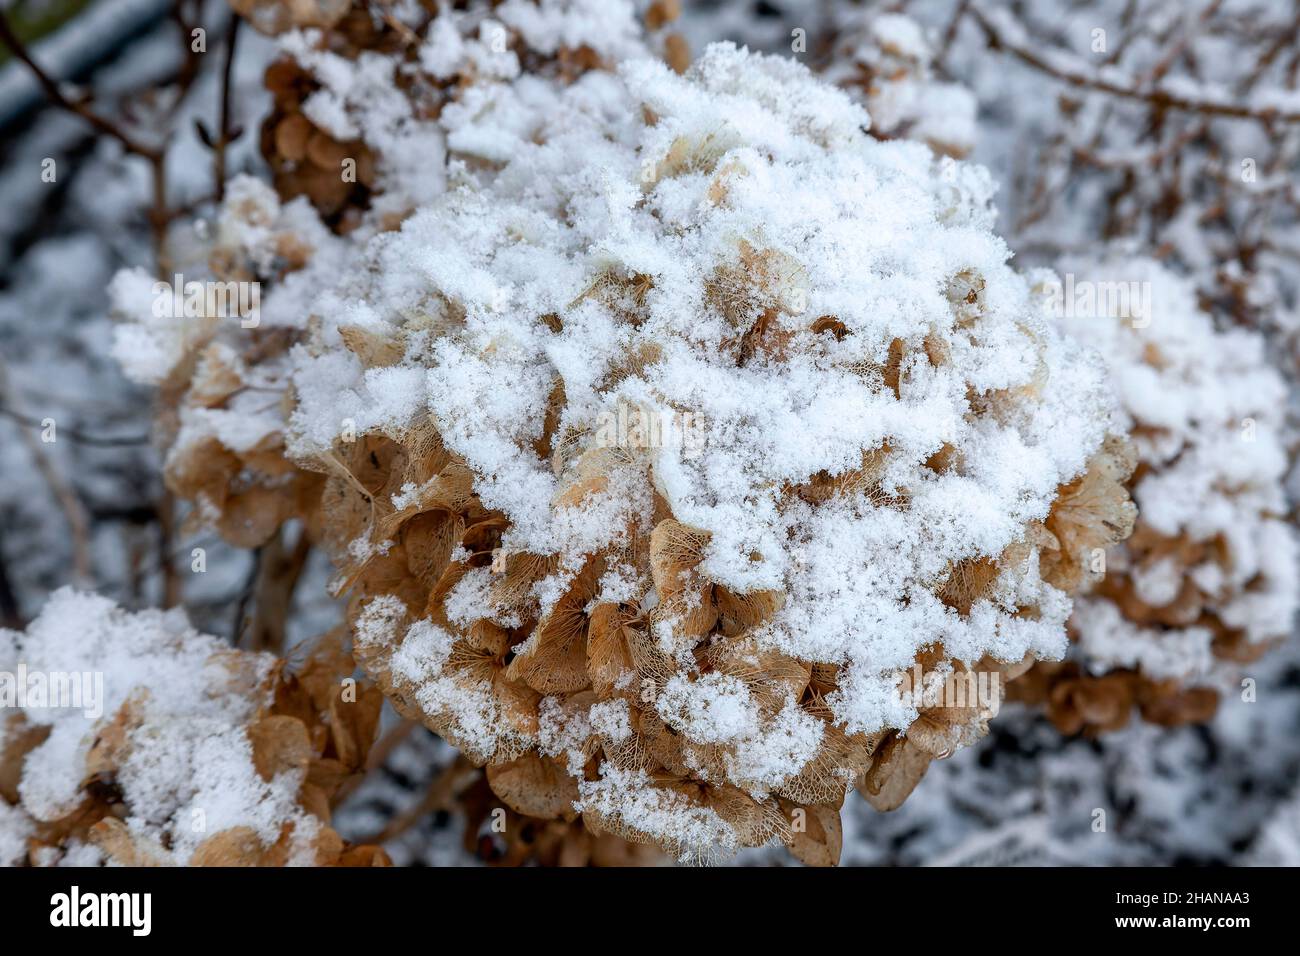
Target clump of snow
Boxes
[576,764,741,860]
[275,0,648,220]
[0,801,32,867]
[497,0,646,60]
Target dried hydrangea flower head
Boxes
[111,177,345,550]
[288,43,1131,862]
[110,1,650,556]
[0,589,385,866]
[1012,256,1298,734]
[822,11,977,158]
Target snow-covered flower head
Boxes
[0,590,385,866]
[1016,254,1297,732]
[109,1,647,551]
[288,43,1130,861]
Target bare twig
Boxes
[0,406,149,447]
[0,6,173,271]
[0,531,25,629]
[0,364,93,586]
[241,525,313,654]
[1072,123,1205,171]
[230,543,263,644]
[157,489,181,608]
[0,10,162,161]
[167,0,204,116]
[331,719,418,809]
[935,0,971,72]
[354,754,478,847]
[1141,0,1225,87]
[970,4,1300,123]
[214,13,241,202]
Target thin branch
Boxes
[0,406,149,447]
[969,4,1300,123]
[0,10,162,161]
[1141,0,1225,88]
[157,489,181,608]
[935,0,971,72]
[1071,123,1206,171]
[0,6,175,272]
[167,0,204,115]
[331,720,417,810]
[0,529,24,630]
[214,13,241,202]
[353,755,478,847]
[0,364,93,586]
[241,525,313,654]
[231,544,263,644]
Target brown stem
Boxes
[214,13,241,202]
[166,0,203,115]
[935,0,971,72]
[0,406,148,446]
[330,719,417,810]
[0,362,93,586]
[241,525,312,655]
[0,8,176,272]
[0,10,162,161]
[148,152,171,277]
[230,544,262,644]
[157,489,181,608]
[0,529,26,629]
[354,755,477,847]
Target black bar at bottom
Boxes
[0,865,1276,941]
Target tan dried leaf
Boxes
[248,715,313,782]
[486,754,581,821]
